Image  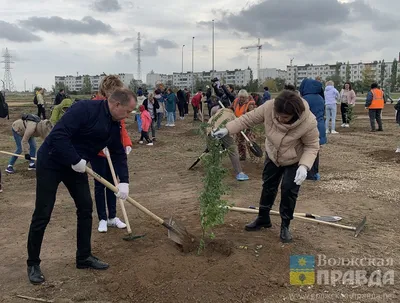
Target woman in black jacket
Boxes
[143,93,160,141]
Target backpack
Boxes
[33,94,38,105]
[0,91,9,119]
[22,113,41,123]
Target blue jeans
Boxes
[325,104,337,131]
[9,129,36,166]
[167,112,175,125]
[157,112,163,129]
[136,113,142,133]
[91,156,116,221]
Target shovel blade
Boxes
[167,217,191,246]
[249,142,263,158]
[354,216,367,238]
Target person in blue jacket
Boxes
[26,88,137,285]
[299,78,327,180]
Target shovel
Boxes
[228,206,366,237]
[104,149,145,241]
[85,167,195,248]
[188,147,209,170]
[217,101,263,157]
[246,206,342,222]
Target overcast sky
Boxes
[1,0,399,90]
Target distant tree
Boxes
[380,59,386,88]
[275,78,286,91]
[52,82,70,94]
[362,66,375,91]
[262,79,278,92]
[390,59,398,92]
[345,62,351,82]
[325,75,342,91]
[81,75,92,94]
[195,76,209,91]
[353,80,363,94]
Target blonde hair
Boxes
[99,75,124,98]
[238,89,249,98]
[326,80,334,86]
[148,93,154,100]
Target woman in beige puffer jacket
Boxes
[212,90,320,243]
[5,116,52,174]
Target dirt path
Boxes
[0,105,399,302]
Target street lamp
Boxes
[181,45,185,89]
[212,19,215,72]
[192,37,195,94]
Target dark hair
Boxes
[154,89,161,95]
[59,89,64,92]
[167,88,173,93]
[227,84,234,91]
[371,82,378,89]
[264,87,269,91]
[284,84,296,91]
[109,88,137,106]
[198,89,202,92]
[274,90,305,121]
[343,82,352,90]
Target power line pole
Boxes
[136,32,143,81]
[212,20,215,72]
[181,45,185,89]
[2,48,15,91]
[192,37,195,94]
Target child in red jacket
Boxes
[139,105,153,146]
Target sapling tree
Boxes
[197,111,230,252]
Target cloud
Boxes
[202,0,397,47]
[122,37,135,43]
[115,50,130,61]
[92,0,122,12]
[156,39,179,49]
[0,21,41,42]
[20,16,113,35]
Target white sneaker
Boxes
[326,129,330,134]
[108,217,126,229]
[147,142,153,146]
[341,123,346,127]
[139,141,144,144]
[170,124,175,127]
[331,130,339,134]
[395,148,400,153]
[345,124,350,128]
[98,220,108,233]
[165,124,170,126]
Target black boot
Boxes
[27,265,45,285]
[280,219,293,243]
[76,255,109,270]
[245,206,272,231]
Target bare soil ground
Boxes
[0,104,400,302]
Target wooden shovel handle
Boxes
[228,206,355,231]
[104,151,132,234]
[0,150,37,160]
[86,167,165,225]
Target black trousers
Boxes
[340,103,348,124]
[27,157,93,266]
[307,152,319,180]
[193,105,198,120]
[178,102,185,118]
[259,157,300,221]
[37,104,46,119]
[140,131,152,143]
[184,102,189,115]
[368,109,383,131]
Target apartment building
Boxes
[286,61,399,87]
[259,68,287,81]
[55,73,134,92]
[147,68,252,90]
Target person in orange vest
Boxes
[231,89,256,161]
[365,82,384,132]
[91,75,133,233]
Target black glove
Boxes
[24,154,31,160]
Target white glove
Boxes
[211,128,229,139]
[115,183,129,200]
[71,159,87,173]
[103,147,110,157]
[125,146,132,155]
[294,165,308,185]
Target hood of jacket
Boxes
[59,98,73,109]
[300,78,323,96]
[325,85,335,92]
